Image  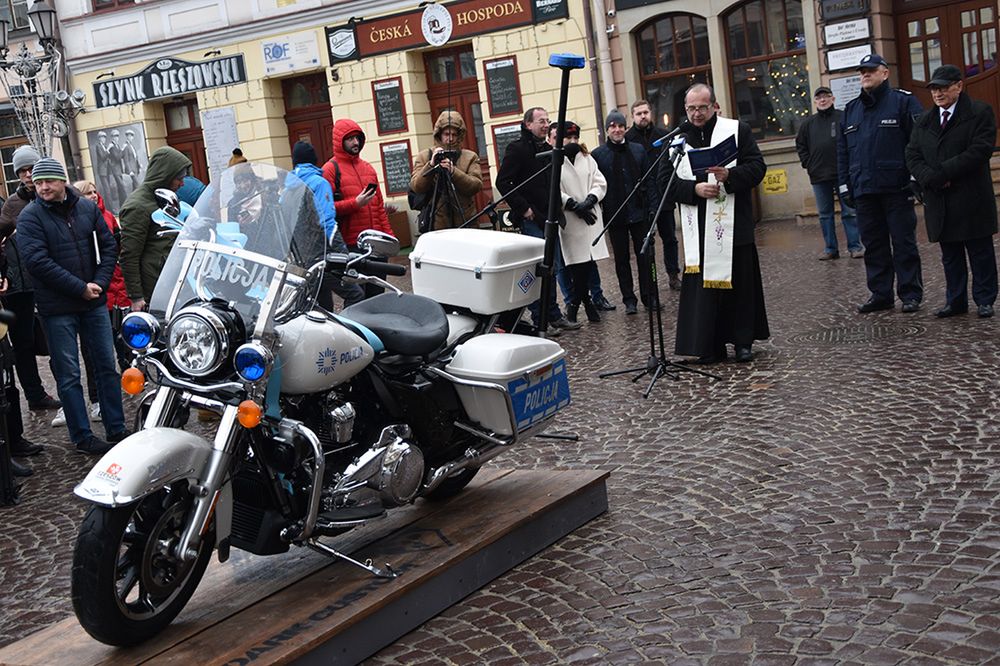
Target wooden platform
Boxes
[0,468,608,666]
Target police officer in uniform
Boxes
[837,54,924,313]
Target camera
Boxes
[433,150,460,165]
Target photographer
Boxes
[409,111,483,231]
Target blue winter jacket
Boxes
[293,163,337,239]
[16,188,117,316]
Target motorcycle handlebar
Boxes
[325,252,407,277]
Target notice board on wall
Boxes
[380,140,413,195]
[373,77,407,135]
[485,57,522,117]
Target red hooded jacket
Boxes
[96,193,131,310]
[322,119,393,246]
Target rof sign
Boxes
[262,31,321,76]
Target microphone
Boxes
[652,122,693,148]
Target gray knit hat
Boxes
[605,109,627,129]
[12,145,41,174]
[30,157,68,182]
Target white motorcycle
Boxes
[70,163,571,645]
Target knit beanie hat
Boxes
[12,145,41,174]
[228,148,247,167]
[291,140,318,166]
[30,157,67,182]
[605,109,627,129]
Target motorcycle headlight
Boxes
[233,342,272,382]
[166,308,229,376]
[121,312,160,350]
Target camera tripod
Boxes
[421,159,468,233]
[598,139,720,397]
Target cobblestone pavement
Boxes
[2,219,1000,665]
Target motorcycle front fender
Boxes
[73,427,213,507]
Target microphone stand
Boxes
[593,129,682,246]
[598,139,721,396]
[538,53,586,337]
[459,164,549,230]
[0,327,19,505]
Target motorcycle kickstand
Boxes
[536,431,579,441]
[307,540,398,579]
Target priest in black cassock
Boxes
[658,83,769,364]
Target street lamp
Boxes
[0,0,85,157]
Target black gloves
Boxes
[565,198,579,211]
[924,172,946,191]
[578,209,597,225]
[577,194,599,213]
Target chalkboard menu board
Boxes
[372,77,407,135]
[492,123,523,166]
[485,57,522,117]
[380,140,413,195]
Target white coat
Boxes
[558,151,610,266]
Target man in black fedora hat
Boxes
[906,64,997,319]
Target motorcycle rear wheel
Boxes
[423,466,479,501]
[71,485,214,646]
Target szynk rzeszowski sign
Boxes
[93,55,248,109]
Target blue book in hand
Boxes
[686,134,738,175]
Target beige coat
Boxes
[410,111,483,230]
[558,152,609,266]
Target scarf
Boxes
[677,115,739,289]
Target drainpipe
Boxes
[581,0,605,142]
[590,0,617,125]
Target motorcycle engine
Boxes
[378,441,425,506]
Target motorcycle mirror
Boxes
[356,230,399,258]
[155,188,181,218]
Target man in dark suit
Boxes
[905,64,997,318]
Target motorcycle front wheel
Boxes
[71,484,214,646]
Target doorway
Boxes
[896,0,999,140]
[424,45,492,213]
[164,98,209,184]
[283,73,334,165]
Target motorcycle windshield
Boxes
[149,162,326,333]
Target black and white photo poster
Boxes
[87,122,149,215]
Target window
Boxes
[725,0,809,140]
[1,139,28,199]
[0,0,28,29]
[635,14,712,130]
[93,0,134,10]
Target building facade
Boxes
[54,0,1000,222]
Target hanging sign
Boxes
[762,169,787,195]
[325,25,359,63]
[93,55,248,109]
[347,0,569,59]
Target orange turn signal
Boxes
[121,367,145,395]
[237,400,262,428]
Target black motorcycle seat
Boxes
[341,293,449,356]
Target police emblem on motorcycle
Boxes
[518,270,535,294]
[316,348,338,375]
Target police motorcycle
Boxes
[70,163,571,646]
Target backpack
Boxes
[327,159,343,201]
[407,149,433,212]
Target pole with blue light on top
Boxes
[538,53,586,337]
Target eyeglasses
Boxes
[685,104,711,114]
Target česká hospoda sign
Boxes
[93,55,248,109]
